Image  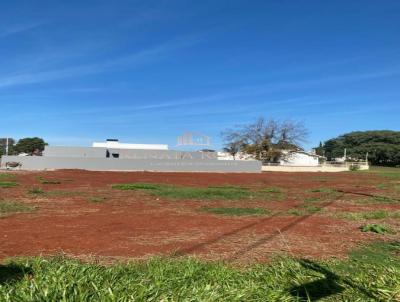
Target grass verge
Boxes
[0,242,399,301]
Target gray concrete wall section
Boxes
[44,146,218,160]
[44,146,107,158]
[1,156,261,173]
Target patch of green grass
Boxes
[335,210,400,221]
[89,197,106,203]
[368,166,400,180]
[377,183,389,190]
[287,208,303,216]
[0,181,18,188]
[37,177,61,185]
[112,183,262,201]
[361,224,393,235]
[0,201,33,217]
[27,187,44,195]
[355,195,397,204]
[0,242,399,301]
[373,195,397,203]
[305,197,321,203]
[201,207,270,216]
[0,173,16,180]
[302,205,322,214]
[286,205,322,216]
[260,187,282,193]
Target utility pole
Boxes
[344,148,347,161]
[5,137,9,156]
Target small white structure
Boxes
[279,150,321,166]
[92,139,168,151]
[217,152,255,161]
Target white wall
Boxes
[280,152,319,166]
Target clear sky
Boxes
[1,1,399,150]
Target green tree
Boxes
[0,138,16,156]
[320,131,400,166]
[14,137,47,155]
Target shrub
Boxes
[361,224,392,234]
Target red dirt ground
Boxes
[1,170,399,263]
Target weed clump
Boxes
[361,224,393,234]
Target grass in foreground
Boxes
[0,173,16,181]
[201,207,270,216]
[0,201,33,217]
[335,210,400,221]
[0,242,399,301]
[0,182,18,188]
[112,183,278,201]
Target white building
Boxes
[279,150,322,166]
[92,139,168,151]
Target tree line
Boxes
[0,137,47,156]
[315,130,400,166]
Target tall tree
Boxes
[14,137,47,155]
[222,118,308,161]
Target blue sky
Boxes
[1,0,399,150]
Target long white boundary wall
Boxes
[0,156,261,173]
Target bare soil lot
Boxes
[1,169,399,263]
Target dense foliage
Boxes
[0,242,399,301]
[14,137,47,155]
[320,131,400,166]
[1,137,47,156]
